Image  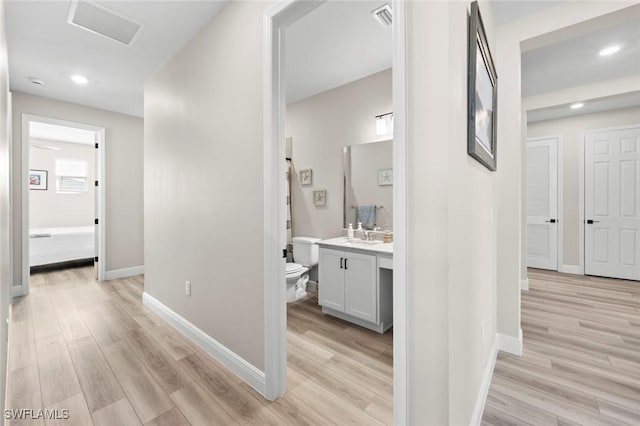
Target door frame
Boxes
[582,123,640,277]
[526,135,562,271]
[263,0,409,423]
[18,114,106,296]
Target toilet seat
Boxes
[286,262,304,275]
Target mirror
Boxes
[343,140,393,230]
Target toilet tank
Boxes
[292,236,321,267]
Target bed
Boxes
[30,226,95,267]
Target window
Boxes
[56,159,89,194]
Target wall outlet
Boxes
[481,320,485,344]
[185,280,191,296]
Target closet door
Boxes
[526,138,558,270]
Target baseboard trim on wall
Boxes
[559,264,582,275]
[142,292,266,396]
[307,280,317,293]
[498,329,523,356]
[520,278,529,291]
[104,266,145,280]
[10,286,25,298]
[470,340,498,426]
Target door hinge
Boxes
[94,256,99,262]
[94,218,99,225]
[282,249,287,259]
[95,180,99,187]
[95,143,99,149]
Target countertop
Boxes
[318,237,393,255]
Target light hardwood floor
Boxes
[7,267,392,425]
[482,269,640,426]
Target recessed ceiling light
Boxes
[598,45,621,56]
[71,74,88,85]
[30,78,45,86]
[570,102,584,109]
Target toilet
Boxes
[286,236,320,303]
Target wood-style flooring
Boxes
[7,266,392,425]
[482,269,640,426]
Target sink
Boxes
[359,239,381,245]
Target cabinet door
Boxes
[318,248,345,312]
[344,251,377,322]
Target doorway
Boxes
[18,114,106,297]
[584,124,640,280]
[263,0,407,423]
[526,136,559,271]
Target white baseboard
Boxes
[559,264,582,275]
[142,292,266,396]
[498,329,523,356]
[105,266,145,280]
[307,280,317,293]
[11,286,25,298]
[470,340,498,426]
[520,278,529,291]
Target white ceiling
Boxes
[527,91,640,123]
[285,0,392,104]
[521,18,640,97]
[30,121,97,145]
[6,0,227,117]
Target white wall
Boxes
[528,106,640,267]
[29,139,95,229]
[11,92,144,285]
[0,0,11,413]
[286,69,392,239]
[144,1,267,371]
[407,1,498,423]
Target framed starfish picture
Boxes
[378,168,392,186]
[312,189,326,207]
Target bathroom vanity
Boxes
[317,237,392,333]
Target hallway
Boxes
[7,267,392,425]
[482,269,640,425]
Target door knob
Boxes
[545,219,557,223]
[586,219,600,224]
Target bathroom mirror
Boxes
[343,139,393,230]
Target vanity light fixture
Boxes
[375,112,393,136]
[598,45,621,57]
[71,74,89,85]
[570,102,584,109]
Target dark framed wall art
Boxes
[468,1,498,171]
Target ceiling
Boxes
[521,17,640,97]
[528,91,640,123]
[285,0,392,104]
[6,0,227,117]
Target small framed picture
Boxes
[300,169,312,186]
[29,169,48,190]
[312,189,326,207]
[378,168,393,186]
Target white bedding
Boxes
[30,226,95,266]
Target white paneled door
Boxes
[585,126,640,281]
[527,138,558,270]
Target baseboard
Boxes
[498,329,523,356]
[307,280,317,293]
[559,264,582,275]
[10,286,25,298]
[142,292,266,396]
[105,266,145,280]
[520,278,529,291]
[470,340,498,426]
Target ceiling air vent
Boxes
[67,0,143,46]
[371,3,393,28]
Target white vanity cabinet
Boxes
[318,238,393,333]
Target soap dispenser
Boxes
[347,223,354,239]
